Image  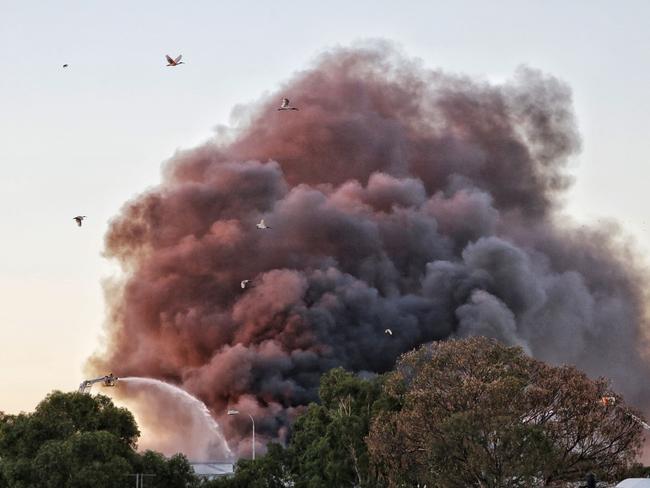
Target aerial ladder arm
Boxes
[78,373,118,393]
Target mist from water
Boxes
[118,377,233,461]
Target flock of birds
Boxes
[62,53,299,113]
[68,54,392,337]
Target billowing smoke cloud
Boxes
[89,41,650,457]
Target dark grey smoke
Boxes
[89,41,650,456]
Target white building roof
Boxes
[190,462,234,479]
[617,479,650,488]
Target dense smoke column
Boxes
[89,42,650,454]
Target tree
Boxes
[367,337,644,488]
[0,391,140,488]
[285,367,386,488]
[136,450,198,488]
[0,391,198,488]
[204,368,387,488]
[32,431,134,488]
[0,412,7,488]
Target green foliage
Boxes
[0,412,8,488]
[204,368,386,488]
[135,451,199,488]
[0,392,139,487]
[0,391,197,488]
[287,368,384,488]
[31,431,134,488]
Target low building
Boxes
[190,462,235,480]
[617,480,650,488]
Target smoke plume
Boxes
[89,41,650,456]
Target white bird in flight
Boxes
[384,329,393,336]
[73,216,86,227]
[166,54,184,66]
[277,98,299,111]
[256,219,271,230]
[241,280,251,289]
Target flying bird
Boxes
[277,98,299,111]
[73,216,86,227]
[166,54,184,66]
[384,329,393,336]
[256,219,271,230]
[240,280,251,289]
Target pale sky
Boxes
[1,0,649,414]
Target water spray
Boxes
[119,377,234,461]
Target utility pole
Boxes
[128,473,155,487]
